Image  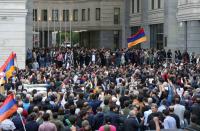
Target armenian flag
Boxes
[0,52,16,79]
[0,94,18,122]
[127,28,147,48]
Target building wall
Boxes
[129,0,164,49]
[129,0,200,53]
[164,0,178,51]
[0,0,29,69]
[129,0,164,26]
[177,0,200,53]
[33,0,123,48]
[26,0,33,50]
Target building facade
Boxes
[0,0,31,69]
[33,0,123,49]
[177,0,200,53]
[129,0,200,53]
[32,0,200,53]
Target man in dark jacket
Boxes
[12,112,25,131]
[147,104,164,130]
[25,113,39,131]
[191,94,200,125]
[87,94,102,114]
[124,106,143,131]
[92,107,104,130]
[104,104,122,130]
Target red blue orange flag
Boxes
[0,94,18,122]
[127,28,147,48]
[0,52,16,79]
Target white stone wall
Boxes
[0,0,28,69]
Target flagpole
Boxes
[18,112,27,131]
[14,52,19,74]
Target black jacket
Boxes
[124,116,141,131]
[92,112,104,130]
[25,120,39,131]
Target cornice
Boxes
[0,9,27,16]
[0,0,26,3]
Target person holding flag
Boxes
[0,52,17,92]
[0,52,16,79]
[127,28,147,48]
[0,94,18,121]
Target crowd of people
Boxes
[0,47,200,131]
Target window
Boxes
[73,9,78,21]
[152,0,154,10]
[96,8,100,21]
[63,10,69,21]
[137,0,140,12]
[114,31,120,49]
[41,9,48,21]
[33,9,37,21]
[52,9,59,21]
[132,0,135,13]
[82,9,86,21]
[114,8,120,24]
[88,8,90,21]
[150,24,164,49]
[158,0,161,9]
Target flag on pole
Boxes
[0,52,16,79]
[127,28,147,48]
[0,94,18,122]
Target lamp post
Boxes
[70,14,72,47]
[185,21,188,52]
[38,17,40,48]
[33,9,35,48]
[48,17,51,47]
[64,10,67,43]
[42,19,44,48]
[59,17,62,46]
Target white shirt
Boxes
[158,105,166,112]
[174,104,185,127]
[73,75,78,83]
[144,109,152,126]
[176,88,184,98]
[92,54,95,62]
[32,62,39,69]
[0,119,16,130]
[164,116,177,129]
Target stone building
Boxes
[1,0,200,69]
[33,0,123,49]
[0,0,32,69]
[128,0,200,53]
[33,0,200,53]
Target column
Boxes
[141,0,150,49]
[164,0,178,51]
[122,0,131,48]
[0,0,29,69]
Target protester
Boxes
[0,47,199,131]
